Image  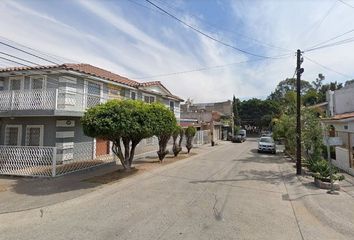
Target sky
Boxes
[0,0,354,102]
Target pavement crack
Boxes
[212,193,223,221]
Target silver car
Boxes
[258,137,276,154]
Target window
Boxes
[169,101,175,111]
[5,125,22,146]
[25,125,44,146]
[9,76,24,90]
[130,91,136,100]
[30,75,46,89]
[344,125,348,130]
[86,81,102,108]
[143,95,155,103]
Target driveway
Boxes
[0,139,353,240]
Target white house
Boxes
[322,84,354,175]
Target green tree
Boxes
[238,98,281,130]
[185,126,197,153]
[303,89,320,106]
[273,113,296,155]
[312,73,325,91]
[150,103,177,162]
[302,109,323,160]
[81,100,154,170]
[345,79,354,87]
[172,125,184,157]
[232,95,241,126]
[268,78,312,101]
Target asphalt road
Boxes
[0,139,352,240]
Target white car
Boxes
[258,137,276,154]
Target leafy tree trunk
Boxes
[173,133,183,157]
[157,134,171,161]
[186,137,193,153]
[111,137,140,170]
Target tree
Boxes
[302,109,323,160]
[303,89,320,106]
[273,113,296,155]
[312,73,325,91]
[185,126,196,153]
[81,100,154,170]
[238,98,281,130]
[318,81,343,102]
[150,103,177,162]
[345,79,354,87]
[232,95,241,126]
[268,78,312,101]
[172,125,184,157]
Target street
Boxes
[0,139,353,240]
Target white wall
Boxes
[333,87,354,114]
[334,147,354,176]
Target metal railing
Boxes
[0,145,56,177]
[0,142,115,177]
[0,89,103,113]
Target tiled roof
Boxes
[139,81,161,87]
[64,64,139,87]
[0,63,183,100]
[325,112,354,120]
[0,63,139,87]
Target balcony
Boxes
[0,89,103,116]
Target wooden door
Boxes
[96,138,110,156]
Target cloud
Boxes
[0,0,353,103]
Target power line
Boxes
[305,28,354,50]
[304,56,353,79]
[0,41,59,65]
[337,0,354,9]
[143,0,292,53]
[303,1,338,45]
[144,0,289,59]
[304,36,354,53]
[134,57,287,80]
[0,36,79,64]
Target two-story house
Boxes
[0,63,182,177]
[322,83,354,175]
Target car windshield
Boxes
[260,137,274,143]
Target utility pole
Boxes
[296,49,304,175]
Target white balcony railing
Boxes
[0,89,103,113]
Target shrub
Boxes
[310,159,345,182]
[185,126,197,153]
[149,103,177,162]
[172,125,184,157]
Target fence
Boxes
[0,146,56,177]
[0,130,212,178]
[0,142,115,177]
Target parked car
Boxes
[258,136,276,154]
[232,134,245,143]
[232,129,246,143]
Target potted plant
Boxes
[310,159,344,190]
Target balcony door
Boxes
[30,76,46,109]
[9,77,24,110]
[86,81,102,108]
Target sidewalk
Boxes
[279,156,354,238]
[0,142,222,214]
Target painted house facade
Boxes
[0,64,182,176]
[322,83,354,175]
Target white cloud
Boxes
[0,0,353,103]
